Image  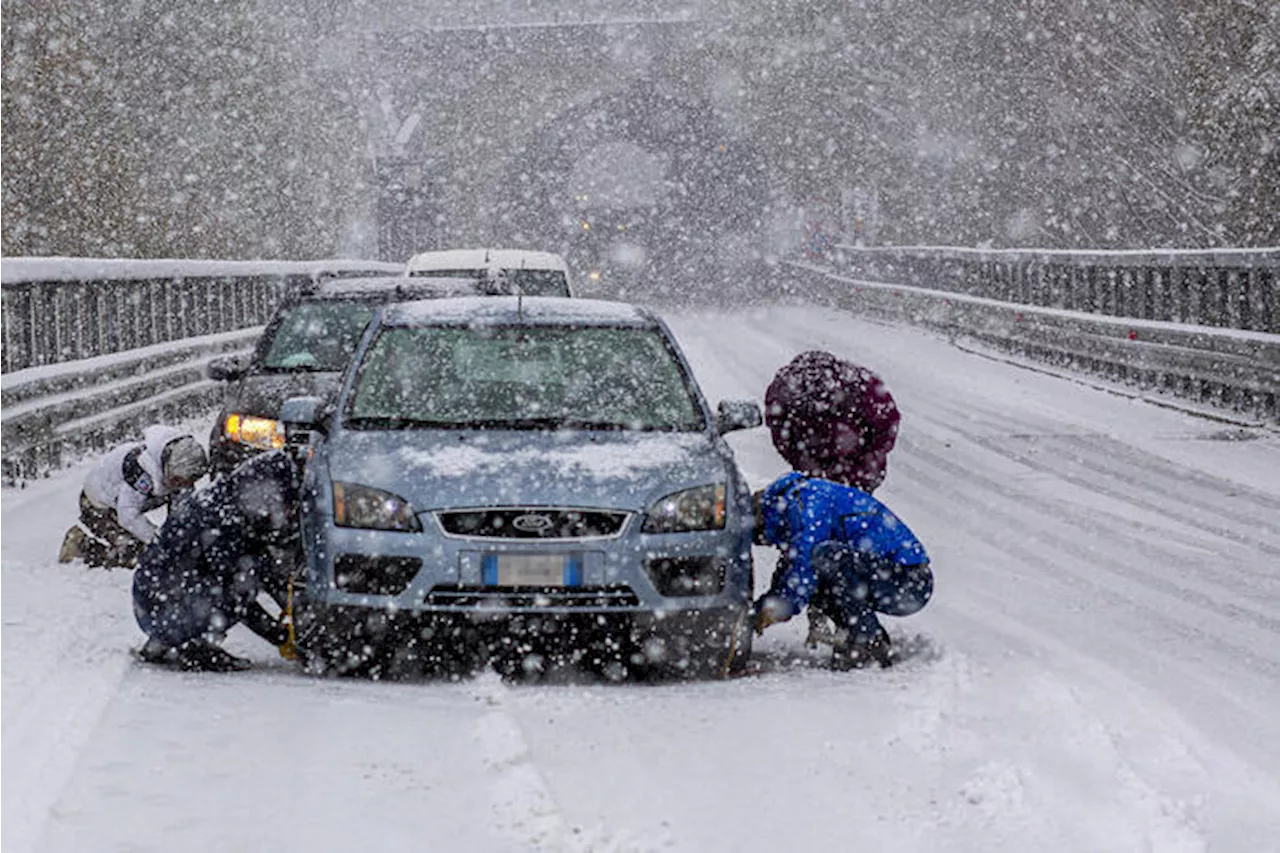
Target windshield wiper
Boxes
[344,416,695,432]
[344,416,462,430]
[261,364,337,375]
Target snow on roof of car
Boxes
[380,296,653,326]
[308,275,482,299]
[404,248,568,272]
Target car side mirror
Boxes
[280,395,330,443]
[715,400,763,435]
[207,355,248,382]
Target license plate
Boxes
[482,554,581,587]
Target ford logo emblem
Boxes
[512,513,554,533]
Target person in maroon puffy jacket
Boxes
[764,351,900,493]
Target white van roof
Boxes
[405,248,568,274]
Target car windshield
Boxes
[347,325,705,431]
[261,302,374,371]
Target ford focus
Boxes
[283,296,761,680]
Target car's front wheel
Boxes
[631,607,753,680]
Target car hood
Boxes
[321,429,732,511]
[228,371,344,417]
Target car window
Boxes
[262,302,374,371]
[409,267,569,297]
[506,269,570,297]
[408,268,485,279]
[348,325,704,431]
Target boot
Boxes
[174,640,252,672]
[831,625,893,670]
[136,637,174,664]
[805,612,849,648]
[58,527,87,563]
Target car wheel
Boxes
[632,609,752,680]
[295,602,393,679]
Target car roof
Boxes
[379,296,655,327]
[404,248,568,273]
[293,275,484,301]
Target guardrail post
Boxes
[1262,267,1279,334]
[1211,267,1228,327]
[1,293,7,373]
[1226,269,1244,330]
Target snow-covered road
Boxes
[4,305,1279,852]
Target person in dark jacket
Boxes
[764,351,900,493]
[752,471,932,669]
[132,450,299,671]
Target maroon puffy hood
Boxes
[764,351,900,493]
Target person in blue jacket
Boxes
[751,471,933,669]
[132,450,299,671]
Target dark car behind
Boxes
[206,275,482,474]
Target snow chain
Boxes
[722,606,749,678]
[278,573,299,661]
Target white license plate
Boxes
[484,554,576,587]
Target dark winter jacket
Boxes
[764,351,900,493]
[758,472,928,616]
[132,451,299,646]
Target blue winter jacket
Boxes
[759,472,929,614]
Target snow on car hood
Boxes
[321,429,730,511]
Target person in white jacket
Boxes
[59,425,209,569]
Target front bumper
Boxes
[301,522,753,618]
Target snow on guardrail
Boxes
[786,260,1280,425]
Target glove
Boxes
[752,594,793,634]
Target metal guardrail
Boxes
[0,257,399,481]
[786,261,1280,424]
[0,257,403,373]
[828,245,1280,335]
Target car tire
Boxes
[632,608,752,681]
[295,601,392,679]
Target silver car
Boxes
[284,296,761,680]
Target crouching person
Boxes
[60,425,208,569]
[752,471,933,669]
[132,451,299,672]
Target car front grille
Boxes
[435,508,630,540]
[424,584,640,609]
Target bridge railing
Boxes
[785,248,1279,424]
[825,245,1279,335]
[1,257,400,481]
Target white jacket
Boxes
[83,425,187,542]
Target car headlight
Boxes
[642,484,726,533]
[332,481,422,532]
[224,413,284,451]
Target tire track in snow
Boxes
[921,395,1280,549]
[0,560,133,845]
[889,454,1280,782]
[897,418,1280,636]
[893,444,1280,666]
[467,674,666,853]
[903,416,1280,613]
